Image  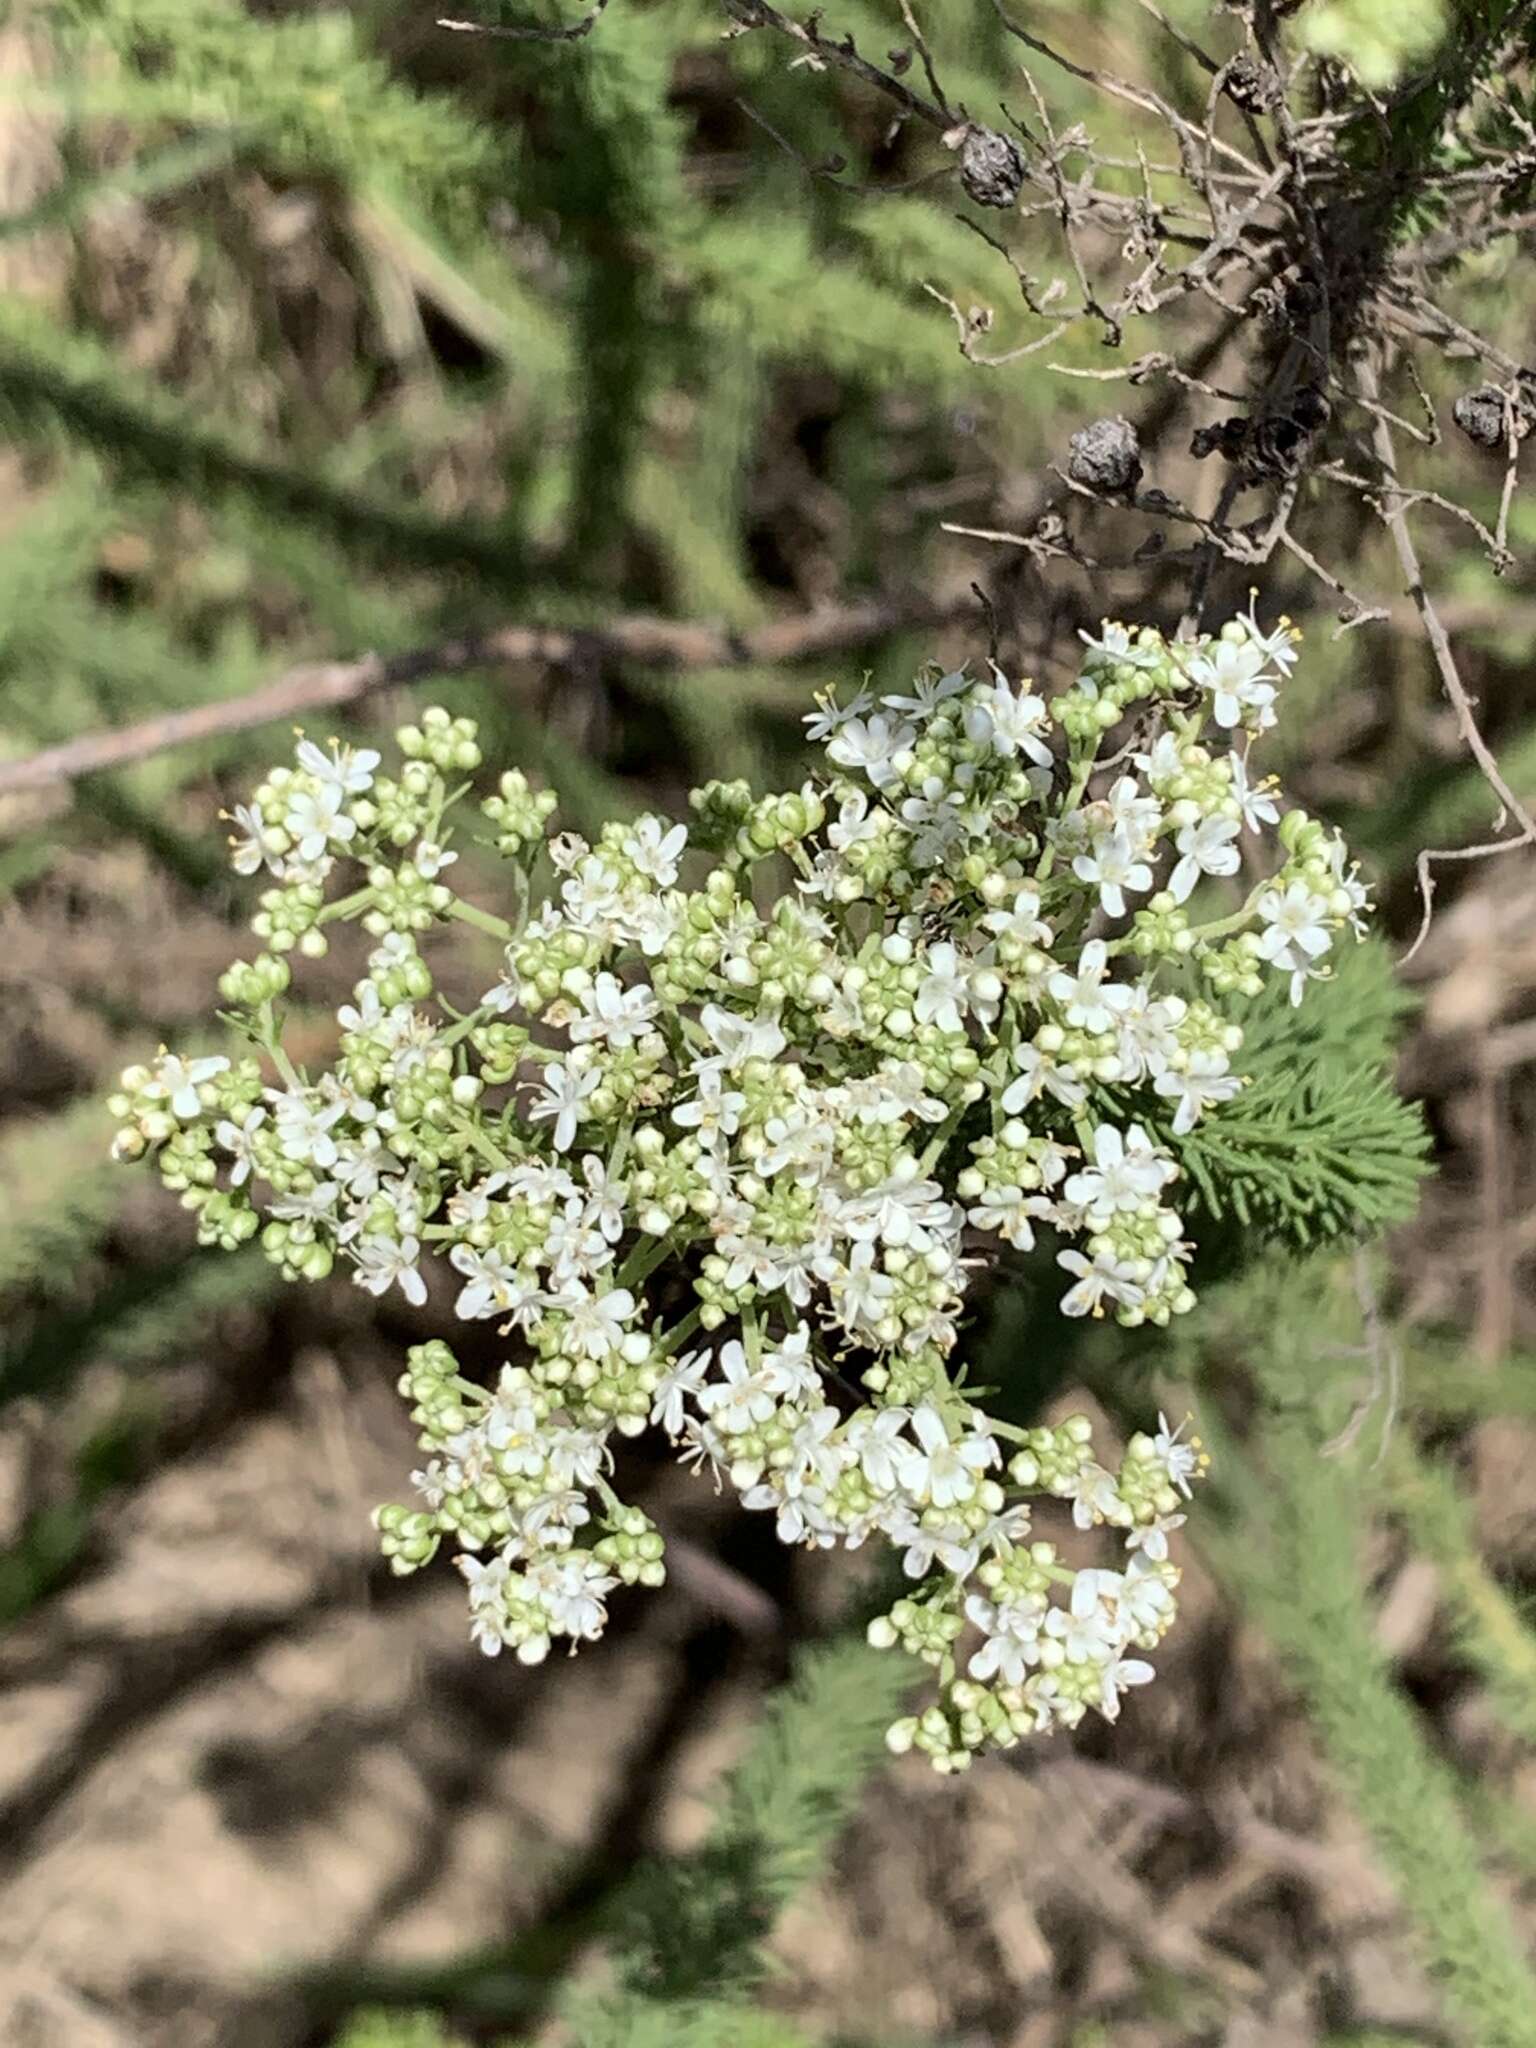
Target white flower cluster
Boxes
[110,613,1367,1770]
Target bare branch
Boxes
[1359,354,1536,964]
[0,593,974,799]
[438,0,613,42]
[721,0,949,130]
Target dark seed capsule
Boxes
[1453,385,1514,450]
[959,125,1025,209]
[1289,384,1331,433]
[1223,54,1281,113]
[1066,415,1143,494]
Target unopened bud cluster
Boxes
[110,610,1366,1767]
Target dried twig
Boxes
[0,593,973,797]
[437,0,613,42]
[721,0,949,129]
[1360,356,1536,963]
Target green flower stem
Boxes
[918,1098,970,1174]
[257,1002,302,1088]
[447,896,516,943]
[655,1305,703,1357]
[1034,751,1098,884]
[451,1112,513,1174]
[437,1002,496,1051]
[618,1229,684,1291]
[317,884,376,926]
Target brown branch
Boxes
[0,593,973,798]
[721,0,949,130]
[437,0,613,41]
[1359,355,1536,963]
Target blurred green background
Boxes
[5,3,1536,2046]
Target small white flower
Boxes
[1103,775,1162,847]
[1149,1411,1201,1498]
[966,1591,1047,1685]
[651,1349,709,1436]
[1228,749,1281,831]
[915,941,971,1035]
[897,1406,998,1510]
[1124,1513,1186,1562]
[1081,621,1162,669]
[1119,1553,1178,1634]
[982,885,1051,951]
[529,1061,600,1152]
[1073,827,1153,918]
[1237,601,1299,674]
[569,972,659,1048]
[295,738,380,796]
[967,674,1055,767]
[625,814,689,886]
[1186,637,1276,732]
[413,840,458,880]
[1169,813,1240,903]
[270,1087,347,1170]
[826,712,915,790]
[672,1073,747,1142]
[284,782,357,864]
[352,1232,427,1306]
[1000,1042,1086,1114]
[450,1245,535,1323]
[1137,730,1186,791]
[846,1406,912,1494]
[1047,940,1129,1035]
[527,1553,616,1641]
[151,1051,229,1120]
[1045,1588,1119,1665]
[555,1283,636,1361]
[828,1239,895,1335]
[1153,1052,1241,1134]
[803,683,874,743]
[1063,1123,1174,1222]
[226,802,283,878]
[216,1106,267,1186]
[882,668,969,718]
[698,1340,778,1435]
[1095,1651,1156,1721]
[760,1325,821,1403]
[883,1507,980,1581]
[1066,1462,1132,1531]
[1254,879,1334,1003]
[1058,1249,1145,1320]
[268,1181,340,1225]
[697,1003,786,1069]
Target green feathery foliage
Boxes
[48,0,497,209]
[333,2014,479,2048]
[327,1641,911,2048]
[0,130,240,244]
[1296,0,1448,87]
[0,1396,151,1625]
[1210,1430,1536,2045]
[1381,1436,1536,1750]
[1399,1334,1536,1421]
[0,298,533,594]
[333,1998,825,2048]
[1461,1773,1536,1887]
[559,1994,824,2048]
[609,1638,912,2004]
[0,1098,132,1298]
[0,1240,276,1408]
[1195,1269,1536,2048]
[1131,941,1430,1249]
